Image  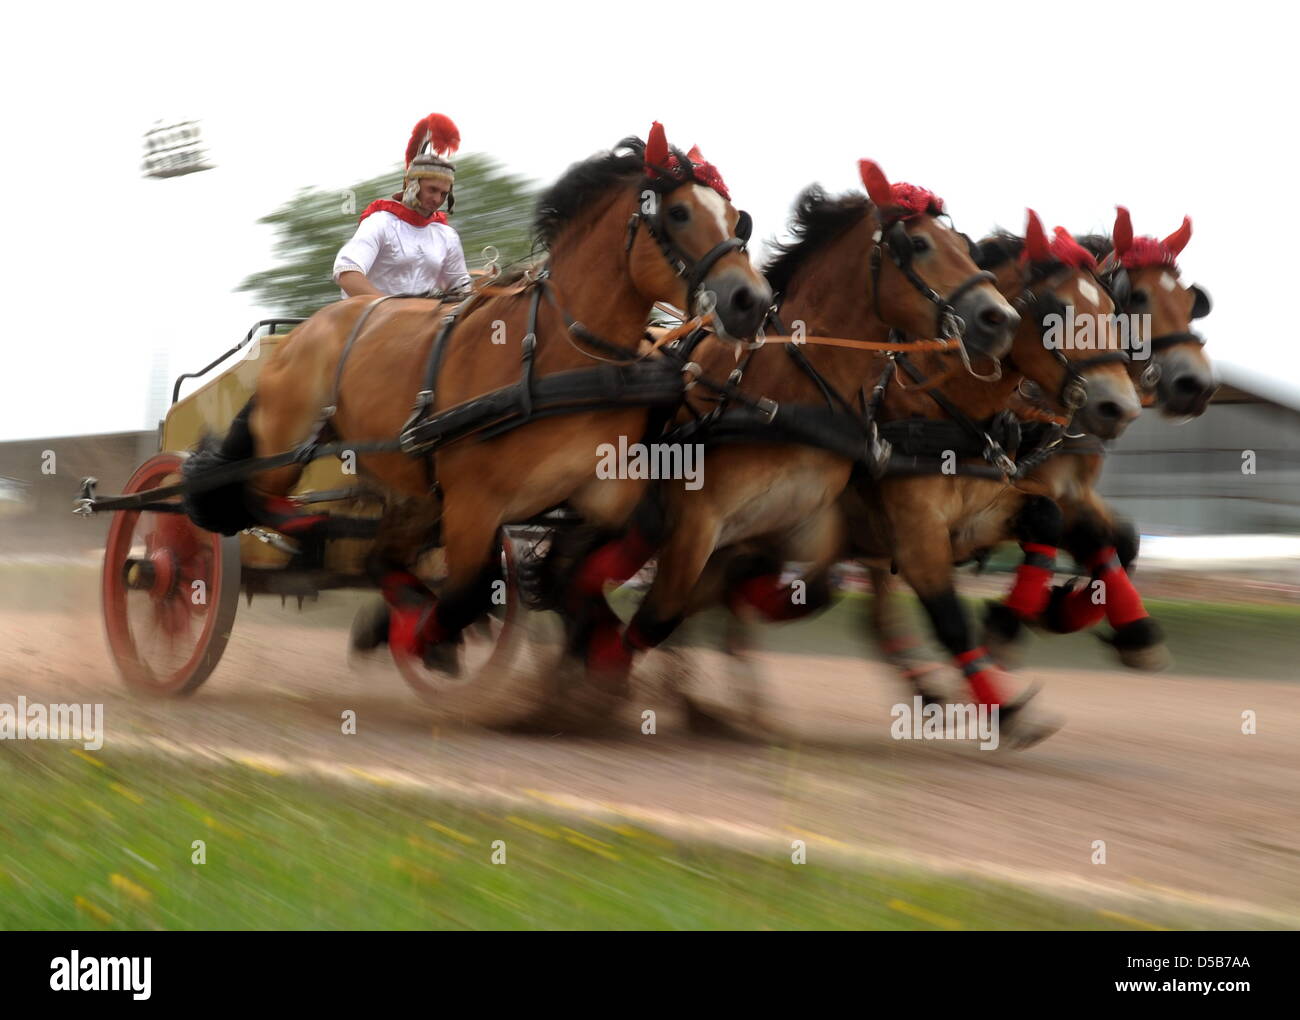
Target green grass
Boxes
[0,742,1253,931]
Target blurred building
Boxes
[1098,365,1300,535]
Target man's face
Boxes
[416,179,449,213]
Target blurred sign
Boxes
[142,120,215,179]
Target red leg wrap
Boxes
[1002,543,1057,620]
[571,529,655,602]
[730,574,810,622]
[955,647,1004,707]
[1091,547,1148,628]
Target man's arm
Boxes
[337,271,383,297]
[437,231,472,293]
[333,216,386,296]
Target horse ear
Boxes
[1024,209,1051,262]
[1164,216,1192,255]
[645,122,669,170]
[858,160,894,209]
[686,144,704,163]
[1113,206,1134,257]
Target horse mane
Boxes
[977,230,1112,280]
[1074,233,1115,260]
[533,136,647,249]
[762,186,872,296]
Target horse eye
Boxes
[911,236,931,254]
[668,205,690,224]
[1129,290,1148,307]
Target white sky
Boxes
[2,0,1296,440]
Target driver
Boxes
[333,112,471,298]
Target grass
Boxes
[0,742,1252,932]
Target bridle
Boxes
[1010,264,1132,412]
[1096,255,1213,394]
[869,217,997,348]
[625,170,753,320]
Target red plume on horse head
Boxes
[1112,206,1135,258]
[405,113,460,167]
[1023,209,1051,262]
[1111,206,1194,269]
[858,160,944,221]
[644,121,670,171]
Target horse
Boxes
[562,160,1021,697]
[820,209,1145,745]
[183,123,771,672]
[976,207,1215,669]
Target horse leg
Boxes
[1046,495,1168,670]
[866,565,947,704]
[890,512,1059,748]
[724,507,842,623]
[384,489,502,672]
[980,494,1063,667]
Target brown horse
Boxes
[977,207,1215,668]
[567,160,1020,688]
[188,124,770,669]
[827,210,1144,743]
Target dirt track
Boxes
[3,595,1299,927]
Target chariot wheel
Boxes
[102,452,240,696]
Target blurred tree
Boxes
[238,154,539,318]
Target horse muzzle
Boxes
[1077,374,1142,440]
[1155,349,1217,418]
[953,288,1019,361]
[699,268,772,341]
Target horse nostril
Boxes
[1096,401,1123,421]
[731,286,756,312]
[977,306,1006,330]
[1173,374,1208,397]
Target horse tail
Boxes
[181,397,260,536]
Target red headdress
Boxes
[1110,206,1192,270]
[360,112,462,227]
[858,160,944,221]
[643,122,731,200]
[1021,209,1096,269]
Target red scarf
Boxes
[359,195,447,227]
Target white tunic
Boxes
[332,210,471,296]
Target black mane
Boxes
[762,186,871,296]
[533,137,647,248]
[977,231,1117,275]
[1075,233,1115,260]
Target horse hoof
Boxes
[349,597,390,654]
[996,686,1063,750]
[421,638,462,676]
[981,601,1025,669]
[1103,617,1171,672]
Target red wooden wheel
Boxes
[102,452,240,696]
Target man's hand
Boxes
[338,271,383,297]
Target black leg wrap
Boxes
[723,549,784,589]
[625,607,684,651]
[1011,495,1063,546]
[435,560,502,637]
[1114,517,1140,571]
[181,398,260,536]
[628,486,669,548]
[917,588,975,657]
[983,600,1023,643]
[1062,515,1113,565]
[1106,615,1164,651]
